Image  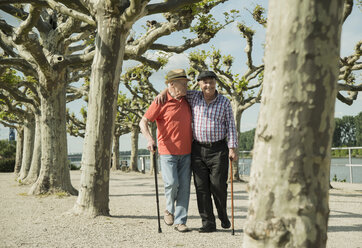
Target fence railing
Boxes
[69,147,362,183]
[331,147,362,183]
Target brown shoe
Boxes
[164,210,174,226]
[174,224,190,233]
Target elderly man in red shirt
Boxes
[139,69,192,233]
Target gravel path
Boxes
[0,171,361,248]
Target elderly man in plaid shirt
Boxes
[156,70,238,233]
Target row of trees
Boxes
[0,0,361,247]
[0,0,256,212]
[0,139,16,172]
[333,112,362,147]
[239,111,362,151]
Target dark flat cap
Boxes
[197,71,218,81]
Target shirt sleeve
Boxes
[225,100,238,148]
[186,90,197,102]
[144,101,162,122]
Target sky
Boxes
[0,0,361,154]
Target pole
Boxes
[348,148,353,183]
[141,156,145,174]
[229,158,235,235]
[153,146,162,233]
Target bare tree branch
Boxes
[124,54,163,70]
[66,85,88,102]
[337,82,362,91]
[45,0,96,26]
[337,92,354,105]
[0,81,37,107]
[150,33,216,53]
[0,57,36,76]
[146,0,203,15]
[0,4,50,33]
[13,5,42,44]
[120,0,149,25]
[61,50,95,67]
[343,0,353,23]
[0,37,17,57]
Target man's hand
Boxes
[229,148,238,162]
[147,139,156,152]
[154,88,168,104]
[154,94,166,104]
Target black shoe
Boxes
[198,226,217,233]
[221,219,231,229]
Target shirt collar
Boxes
[199,90,219,103]
[167,91,184,102]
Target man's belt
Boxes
[193,138,226,148]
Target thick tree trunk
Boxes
[149,122,157,175]
[29,85,77,195]
[23,112,42,184]
[18,118,35,181]
[14,126,24,176]
[73,12,128,216]
[243,1,344,247]
[111,134,120,171]
[130,125,139,172]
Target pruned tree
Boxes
[243,0,345,247]
[0,3,97,195]
[0,98,24,175]
[0,68,41,183]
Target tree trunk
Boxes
[29,85,77,195]
[150,122,157,175]
[231,102,242,181]
[23,112,42,184]
[111,134,120,171]
[243,1,344,247]
[72,11,128,216]
[14,126,24,176]
[130,125,140,172]
[18,118,35,181]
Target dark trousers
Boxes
[191,140,229,228]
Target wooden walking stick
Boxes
[153,146,162,233]
[229,158,235,235]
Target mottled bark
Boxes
[111,134,120,171]
[243,1,344,247]
[29,85,76,195]
[73,11,128,216]
[130,125,140,172]
[23,111,41,184]
[18,117,35,181]
[14,126,24,175]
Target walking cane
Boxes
[153,145,162,233]
[229,158,235,235]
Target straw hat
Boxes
[165,69,190,84]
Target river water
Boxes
[238,157,362,184]
[71,157,362,184]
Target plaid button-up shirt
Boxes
[186,90,238,148]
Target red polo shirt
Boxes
[144,92,192,155]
